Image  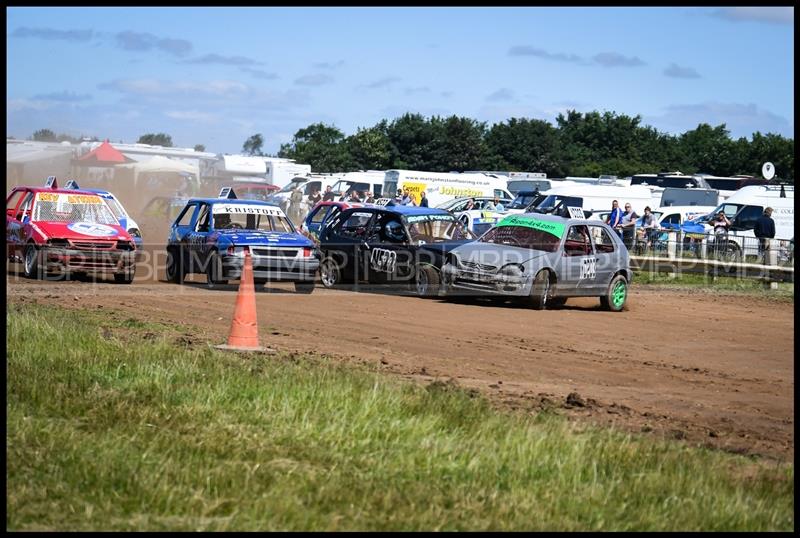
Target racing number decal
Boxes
[580,257,597,280]
[370,248,397,273]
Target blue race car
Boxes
[165,188,320,293]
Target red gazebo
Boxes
[75,140,134,164]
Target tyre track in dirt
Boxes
[7,272,794,461]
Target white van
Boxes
[269,173,343,210]
[382,169,511,207]
[692,184,794,258]
[533,184,658,218]
[329,170,386,198]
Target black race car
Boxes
[317,204,476,296]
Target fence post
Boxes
[700,234,708,259]
[666,231,677,261]
[767,239,778,266]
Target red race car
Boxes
[6,177,137,283]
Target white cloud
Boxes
[664,63,701,79]
[165,110,219,123]
[645,102,794,138]
[710,7,793,25]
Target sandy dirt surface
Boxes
[6,268,794,461]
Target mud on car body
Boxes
[165,189,319,293]
[6,177,137,283]
[317,204,476,296]
[441,213,632,310]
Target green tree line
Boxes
[272,111,794,182]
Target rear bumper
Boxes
[42,247,136,274]
[220,255,319,282]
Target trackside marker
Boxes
[215,251,270,353]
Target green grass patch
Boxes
[7,303,794,531]
[634,271,794,300]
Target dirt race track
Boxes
[6,268,795,462]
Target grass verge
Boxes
[633,271,794,300]
[7,302,794,531]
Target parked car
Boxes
[440,213,632,310]
[436,195,514,213]
[165,188,319,292]
[6,177,137,283]
[317,203,476,296]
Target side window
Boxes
[6,190,24,218]
[374,184,383,197]
[18,192,34,220]
[662,213,680,226]
[494,189,506,198]
[735,205,763,230]
[195,204,210,232]
[451,200,468,212]
[339,211,374,239]
[311,206,331,224]
[381,217,408,243]
[175,203,196,227]
[564,225,592,256]
[589,225,616,254]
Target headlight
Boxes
[500,263,524,276]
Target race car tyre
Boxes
[23,244,42,280]
[166,247,185,284]
[294,281,315,294]
[415,265,440,297]
[528,269,551,310]
[114,269,135,284]
[549,296,567,308]
[205,252,227,289]
[320,257,341,288]
[600,274,628,312]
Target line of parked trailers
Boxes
[6,173,793,311]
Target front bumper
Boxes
[221,254,319,282]
[441,264,532,296]
[42,247,136,275]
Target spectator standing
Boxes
[464,198,475,211]
[754,207,776,261]
[289,187,305,225]
[308,189,322,208]
[348,190,363,203]
[419,191,429,207]
[640,206,658,249]
[322,185,335,202]
[400,188,414,206]
[619,203,638,249]
[365,191,375,203]
[606,200,623,237]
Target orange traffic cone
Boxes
[216,251,267,352]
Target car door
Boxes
[364,212,412,285]
[588,224,617,290]
[326,209,375,281]
[6,189,28,259]
[557,224,597,296]
[170,202,200,272]
[304,204,331,238]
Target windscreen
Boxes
[405,214,474,242]
[508,193,545,209]
[34,192,119,225]
[479,215,564,252]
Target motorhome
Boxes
[383,169,512,207]
[694,174,770,201]
[659,187,719,208]
[692,184,794,258]
[629,172,712,201]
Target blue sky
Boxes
[6,6,795,155]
